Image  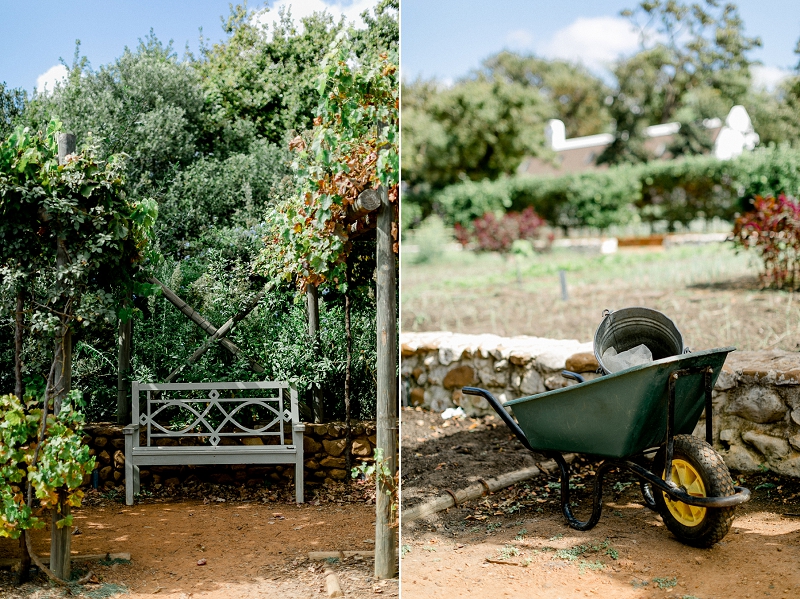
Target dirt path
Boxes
[1,497,398,599]
[401,407,800,599]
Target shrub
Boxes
[455,207,548,253]
[732,194,800,290]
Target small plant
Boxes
[514,528,527,541]
[732,194,800,290]
[653,577,678,589]
[455,207,550,254]
[498,544,519,560]
[400,544,411,558]
[578,560,605,574]
[486,522,502,533]
[351,447,398,527]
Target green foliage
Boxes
[420,145,800,231]
[401,77,547,190]
[0,82,26,141]
[351,447,397,525]
[0,393,95,538]
[259,31,398,292]
[0,121,157,337]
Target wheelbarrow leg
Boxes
[548,453,617,532]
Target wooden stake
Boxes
[374,186,397,579]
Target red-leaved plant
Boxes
[455,208,550,253]
[732,194,800,290]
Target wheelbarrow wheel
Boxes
[653,434,735,548]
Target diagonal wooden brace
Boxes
[149,276,265,375]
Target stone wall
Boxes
[82,421,377,492]
[401,331,800,476]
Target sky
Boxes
[0,0,377,93]
[401,0,800,89]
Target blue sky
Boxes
[0,0,377,93]
[401,0,800,88]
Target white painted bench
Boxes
[123,381,304,505]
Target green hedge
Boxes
[422,145,800,230]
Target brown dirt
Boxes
[0,493,398,599]
[400,407,800,598]
[401,245,800,352]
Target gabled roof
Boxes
[518,106,757,177]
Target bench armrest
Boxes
[123,424,139,435]
[292,424,306,433]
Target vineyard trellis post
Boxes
[374,185,397,578]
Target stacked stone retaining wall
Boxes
[402,332,800,476]
[82,421,376,492]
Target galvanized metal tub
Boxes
[594,307,685,375]
[503,347,734,459]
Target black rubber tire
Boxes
[653,435,736,548]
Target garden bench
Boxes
[123,381,304,505]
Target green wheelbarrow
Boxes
[463,346,750,547]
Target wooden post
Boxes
[306,284,324,423]
[344,259,352,474]
[116,297,132,425]
[374,185,397,579]
[51,132,76,581]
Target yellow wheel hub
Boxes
[663,459,707,527]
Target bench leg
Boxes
[295,457,304,503]
[125,459,134,506]
[134,464,140,495]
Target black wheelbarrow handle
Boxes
[462,386,533,452]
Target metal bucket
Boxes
[594,307,685,375]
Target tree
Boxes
[481,51,612,138]
[401,77,547,190]
[0,83,26,141]
[0,121,156,581]
[600,0,761,164]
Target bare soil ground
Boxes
[401,245,800,352]
[400,407,800,599]
[0,491,398,599]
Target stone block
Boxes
[409,388,425,407]
[328,468,348,480]
[113,450,125,469]
[352,437,372,457]
[99,466,113,481]
[323,438,347,457]
[442,365,477,389]
[111,438,125,450]
[565,352,599,374]
[520,368,544,395]
[742,430,791,460]
[304,436,322,454]
[113,470,122,482]
[94,436,108,448]
[721,445,761,472]
[98,450,111,465]
[164,477,180,487]
[320,456,347,468]
[242,438,264,446]
[427,386,453,412]
[726,386,787,423]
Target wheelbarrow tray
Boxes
[504,347,734,459]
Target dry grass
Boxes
[401,243,800,351]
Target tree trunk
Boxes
[117,294,132,425]
[306,285,324,423]
[374,186,397,579]
[14,290,23,399]
[50,132,76,582]
[344,258,352,475]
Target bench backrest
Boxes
[132,381,299,448]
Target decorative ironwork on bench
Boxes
[139,386,293,447]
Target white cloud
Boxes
[36,64,68,94]
[505,29,534,50]
[539,16,640,72]
[255,0,379,32]
[752,65,791,91]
